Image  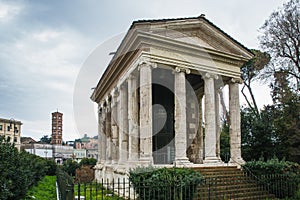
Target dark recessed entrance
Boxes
[152,68,175,164]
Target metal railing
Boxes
[56,171,299,199]
[56,168,74,200]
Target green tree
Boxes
[39,135,51,144]
[241,106,283,161]
[240,0,300,163]
[0,136,50,200]
[62,159,79,176]
[220,122,230,162]
[270,79,300,162]
[79,157,97,167]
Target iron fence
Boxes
[56,172,299,200]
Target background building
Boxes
[23,143,53,159]
[0,117,22,151]
[74,134,98,159]
[51,111,63,145]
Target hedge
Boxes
[129,166,203,200]
[244,158,300,198]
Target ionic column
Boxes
[111,88,119,164]
[195,93,204,164]
[128,74,139,162]
[101,104,107,163]
[105,97,112,164]
[174,67,191,165]
[215,86,222,161]
[139,61,155,164]
[97,105,103,164]
[118,83,128,164]
[203,73,219,163]
[229,78,245,165]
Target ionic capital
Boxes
[137,58,157,70]
[230,77,243,84]
[128,73,137,81]
[203,72,218,80]
[174,67,191,74]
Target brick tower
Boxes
[51,111,63,145]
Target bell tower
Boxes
[51,111,63,145]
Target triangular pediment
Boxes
[130,16,253,59]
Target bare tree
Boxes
[259,0,300,90]
[241,50,270,116]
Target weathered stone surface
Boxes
[229,80,245,165]
[139,63,153,164]
[128,74,139,162]
[174,68,190,165]
[111,90,119,164]
[203,73,220,163]
[119,83,128,164]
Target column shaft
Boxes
[139,64,153,163]
[119,84,128,163]
[101,106,107,163]
[111,91,119,164]
[128,75,139,162]
[204,74,219,163]
[215,88,221,161]
[195,93,204,164]
[174,68,190,165]
[105,101,112,164]
[229,80,245,164]
[97,106,103,164]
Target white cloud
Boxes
[32,30,61,42]
[0,2,22,22]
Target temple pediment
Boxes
[128,15,253,60]
[91,15,253,106]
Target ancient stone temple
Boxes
[91,15,253,180]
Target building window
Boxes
[14,137,17,143]
[7,126,10,131]
[0,125,2,131]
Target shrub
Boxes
[244,158,300,198]
[0,136,52,200]
[129,166,203,200]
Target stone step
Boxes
[192,166,276,200]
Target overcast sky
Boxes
[0,0,287,141]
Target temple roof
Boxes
[91,15,253,103]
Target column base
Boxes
[229,157,246,165]
[174,157,192,166]
[203,156,223,164]
[138,156,153,166]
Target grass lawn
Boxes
[74,182,124,200]
[22,176,56,200]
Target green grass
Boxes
[22,176,56,200]
[74,182,124,200]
